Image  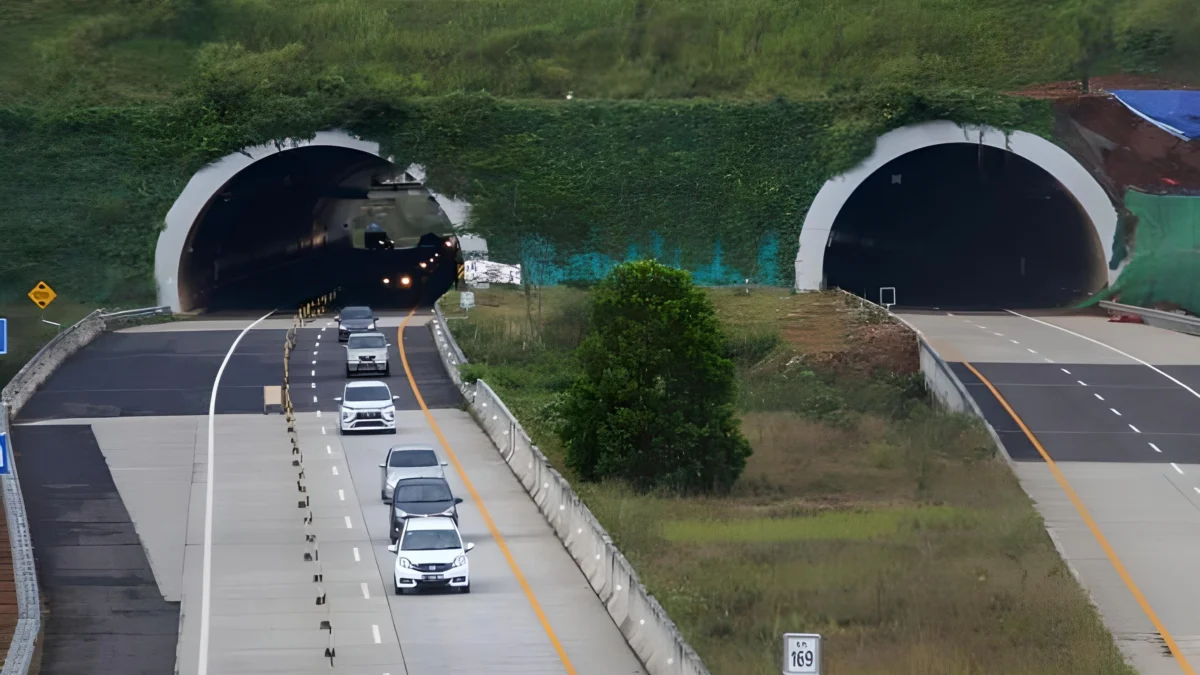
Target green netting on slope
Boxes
[1085,190,1200,313]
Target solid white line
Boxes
[372,625,382,644]
[1007,310,1200,401]
[1172,463,1184,475]
[339,489,345,501]
[361,582,370,599]
[1110,408,1122,416]
[332,466,339,476]
[1061,368,1072,375]
[1150,442,1162,453]
[1094,393,1104,401]
[1129,424,1141,433]
[345,516,353,529]
[199,310,274,675]
[353,547,361,562]
[1078,380,1088,387]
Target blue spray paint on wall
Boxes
[517,231,786,286]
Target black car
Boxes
[337,305,377,341]
[389,477,463,545]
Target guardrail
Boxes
[830,289,1014,465]
[0,304,173,675]
[99,305,172,322]
[1098,300,1200,336]
[428,303,711,675]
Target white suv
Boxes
[335,381,398,434]
[388,516,474,594]
[344,331,390,377]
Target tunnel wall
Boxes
[795,121,1119,293]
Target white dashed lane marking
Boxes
[1129,424,1141,433]
[1150,443,1162,453]
[1172,463,1184,475]
[1110,408,1122,416]
[1095,393,1105,401]
[1061,368,1072,375]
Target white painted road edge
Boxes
[198,310,275,675]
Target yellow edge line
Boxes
[397,310,579,675]
[963,361,1195,675]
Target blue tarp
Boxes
[1110,90,1200,141]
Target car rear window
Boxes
[341,307,371,319]
[395,482,453,503]
[345,385,389,402]
[389,450,437,467]
[349,335,386,349]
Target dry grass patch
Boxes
[444,285,1132,675]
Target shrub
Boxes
[561,260,753,493]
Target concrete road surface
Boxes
[899,309,1200,675]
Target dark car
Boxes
[337,305,376,341]
[389,477,463,545]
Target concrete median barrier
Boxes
[429,306,711,675]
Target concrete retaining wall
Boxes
[428,306,711,675]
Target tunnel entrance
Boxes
[176,144,460,312]
[823,143,1106,309]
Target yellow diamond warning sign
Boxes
[28,281,57,309]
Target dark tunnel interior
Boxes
[179,146,460,312]
[824,143,1106,309]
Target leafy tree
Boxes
[560,260,752,493]
[1059,0,1119,92]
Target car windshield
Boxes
[349,335,386,349]
[341,307,371,320]
[345,385,389,402]
[402,529,461,551]
[395,483,453,503]
[390,450,437,468]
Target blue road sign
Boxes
[0,433,8,475]
[0,318,6,355]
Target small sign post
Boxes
[0,433,9,476]
[460,291,475,314]
[0,318,7,356]
[28,281,57,309]
[782,633,821,675]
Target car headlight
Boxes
[453,555,467,567]
[341,408,353,420]
[398,558,412,569]
[382,406,395,421]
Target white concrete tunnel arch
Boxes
[155,129,482,312]
[793,120,1120,293]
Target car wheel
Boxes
[394,582,403,596]
[460,584,470,594]
[345,367,352,377]
[384,366,391,376]
[388,427,397,435]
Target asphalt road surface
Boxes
[899,309,1200,675]
[13,309,644,675]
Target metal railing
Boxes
[1098,300,1200,337]
[0,303,173,675]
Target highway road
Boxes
[898,309,1200,675]
[11,309,644,675]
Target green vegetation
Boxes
[561,261,751,492]
[446,285,1133,675]
[2,0,1197,105]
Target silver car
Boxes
[380,445,448,501]
[345,331,390,377]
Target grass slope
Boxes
[1,0,1197,105]
[443,285,1133,675]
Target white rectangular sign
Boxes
[460,291,476,310]
[782,633,820,674]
